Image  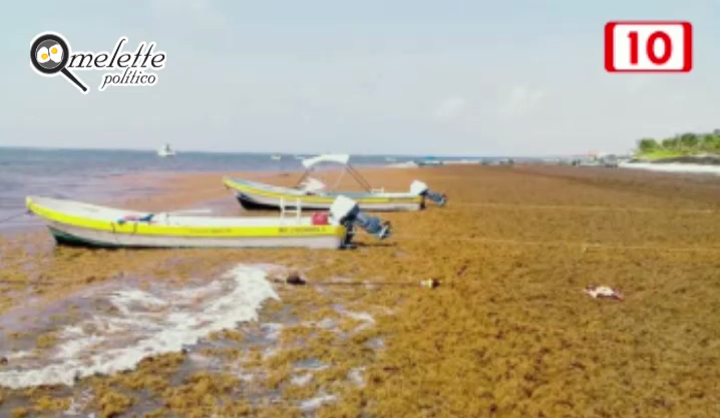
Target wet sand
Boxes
[1,165,720,417]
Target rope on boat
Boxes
[274,273,439,289]
[352,230,720,254]
[0,211,28,224]
[346,165,374,192]
[395,233,720,253]
[450,202,718,214]
[295,163,374,192]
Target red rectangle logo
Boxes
[605,21,692,73]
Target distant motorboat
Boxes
[294,155,305,160]
[271,155,282,161]
[157,144,176,157]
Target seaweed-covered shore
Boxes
[1,165,719,417]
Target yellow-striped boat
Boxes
[224,154,447,212]
[26,195,390,249]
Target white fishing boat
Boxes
[157,144,176,157]
[224,154,447,212]
[271,154,282,161]
[26,195,390,249]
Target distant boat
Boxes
[271,155,282,161]
[157,144,176,157]
[385,157,397,162]
[415,156,443,167]
[294,155,304,160]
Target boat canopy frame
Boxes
[294,154,374,193]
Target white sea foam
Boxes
[619,162,720,175]
[63,388,93,416]
[315,318,337,329]
[343,311,375,324]
[386,161,419,169]
[299,393,337,411]
[441,159,482,165]
[333,305,375,332]
[348,367,365,387]
[291,373,313,386]
[0,264,280,389]
[260,323,284,341]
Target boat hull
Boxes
[235,192,422,212]
[46,221,344,249]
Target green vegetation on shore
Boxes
[636,130,720,160]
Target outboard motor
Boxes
[330,196,391,247]
[352,210,391,239]
[410,180,447,207]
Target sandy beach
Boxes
[1,165,720,417]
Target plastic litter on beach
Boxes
[420,279,440,289]
[278,273,306,286]
[583,285,623,301]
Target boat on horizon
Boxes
[415,156,443,167]
[26,195,390,249]
[157,144,176,157]
[223,154,447,212]
[271,154,282,161]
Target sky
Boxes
[1,0,718,156]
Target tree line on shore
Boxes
[637,130,720,155]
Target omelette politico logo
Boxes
[30,32,167,94]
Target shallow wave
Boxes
[0,264,280,389]
[386,161,419,169]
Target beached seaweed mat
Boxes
[0,165,719,417]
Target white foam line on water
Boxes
[63,388,93,416]
[344,311,375,324]
[299,393,337,411]
[348,367,365,387]
[619,162,720,175]
[261,323,284,341]
[291,373,314,386]
[386,162,419,169]
[333,305,375,332]
[0,264,280,389]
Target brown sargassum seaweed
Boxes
[0,165,719,417]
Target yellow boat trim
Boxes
[223,178,422,205]
[26,197,346,238]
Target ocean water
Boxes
[0,147,450,231]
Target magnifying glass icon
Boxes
[30,32,88,94]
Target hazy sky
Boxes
[1,0,718,156]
